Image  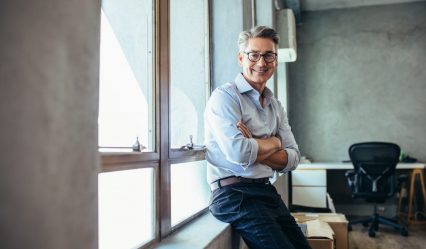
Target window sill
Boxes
[153,212,232,249]
[152,174,288,249]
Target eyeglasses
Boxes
[243,51,278,63]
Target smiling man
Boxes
[204,26,311,249]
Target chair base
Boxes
[348,213,408,237]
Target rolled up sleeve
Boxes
[282,148,300,173]
[276,101,301,173]
[205,89,258,168]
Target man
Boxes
[204,26,311,249]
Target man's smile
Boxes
[251,67,269,74]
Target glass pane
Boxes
[98,168,154,249]
[171,161,210,226]
[170,0,208,148]
[276,63,287,111]
[98,0,154,152]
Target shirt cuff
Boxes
[244,138,258,169]
[280,149,300,173]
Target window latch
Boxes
[187,135,194,149]
[180,135,206,151]
[132,136,147,152]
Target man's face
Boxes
[238,37,277,89]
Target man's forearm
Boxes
[261,149,288,171]
[255,137,281,162]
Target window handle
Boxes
[179,135,206,151]
[132,136,147,152]
[188,135,194,149]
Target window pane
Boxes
[170,0,208,148]
[276,63,287,111]
[171,161,210,226]
[98,168,154,249]
[98,0,154,152]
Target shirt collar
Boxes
[235,73,253,94]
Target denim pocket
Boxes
[209,187,244,223]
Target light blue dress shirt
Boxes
[204,73,300,184]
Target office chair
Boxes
[345,142,408,237]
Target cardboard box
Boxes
[293,213,348,249]
[308,239,334,249]
[305,219,334,249]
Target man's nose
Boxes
[256,56,267,65]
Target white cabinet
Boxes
[291,169,327,208]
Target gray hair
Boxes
[238,26,280,52]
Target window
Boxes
[98,0,211,247]
[171,161,210,226]
[98,0,154,152]
[169,0,210,228]
[170,0,209,149]
[98,0,156,248]
[98,168,154,249]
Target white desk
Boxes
[291,162,426,208]
[297,162,426,170]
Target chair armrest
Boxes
[345,170,355,178]
[345,170,356,192]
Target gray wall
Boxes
[288,2,426,162]
[300,0,426,11]
[0,0,99,248]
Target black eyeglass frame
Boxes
[243,51,278,63]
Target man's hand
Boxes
[262,150,288,171]
[237,121,252,138]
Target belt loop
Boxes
[217,179,222,189]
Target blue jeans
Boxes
[209,182,311,249]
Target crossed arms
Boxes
[205,87,300,172]
[237,121,288,171]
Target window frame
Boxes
[99,0,210,247]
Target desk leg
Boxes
[407,169,426,225]
[397,181,407,215]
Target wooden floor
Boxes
[349,223,426,249]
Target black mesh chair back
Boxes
[349,142,400,201]
[346,142,408,237]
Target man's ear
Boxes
[237,52,243,66]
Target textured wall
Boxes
[300,0,426,11]
[288,2,426,162]
[0,0,100,248]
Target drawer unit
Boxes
[292,186,327,208]
[291,169,327,208]
[292,170,326,186]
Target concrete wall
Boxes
[0,0,100,248]
[300,0,426,11]
[288,2,426,162]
